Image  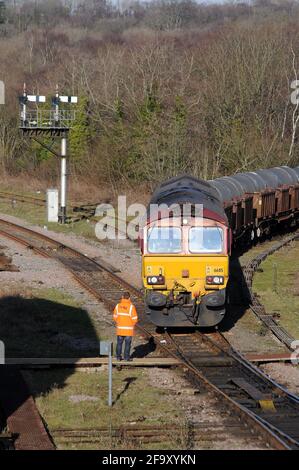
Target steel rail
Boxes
[0,190,102,219]
[162,330,299,450]
[0,191,45,206]
[51,423,264,447]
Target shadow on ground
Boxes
[0,295,100,432]
[0,295,100,359]
[132,337,156,358]
[113,377,137,405]
[219,254,251,332]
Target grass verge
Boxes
[23,368,186,450]
[0,199,98,241]
[252,240,299,339]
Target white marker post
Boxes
[0,81,5,105]
[100,341,113,407]
[47,189,59,223]
[0,341,4,364]
[54,84,59,125]
[57,94,77,224]
[19,84,46,126]
[21,83,27,125]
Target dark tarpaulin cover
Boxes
[148,175,227,223]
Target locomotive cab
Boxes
[142,215,229,327]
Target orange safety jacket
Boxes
[113,298,138,336]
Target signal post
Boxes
[19,84,77,224]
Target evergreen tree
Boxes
[69,96,91,165]
[0,1,6,24]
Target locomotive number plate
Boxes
[206,266,224,275]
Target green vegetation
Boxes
[253,241,299,338]
[69,96,92,167]
[24,368,186,450]
[0,1,6,25]
[0,198,100,241]
[0,1,299,187]
[0,188,137,241]
[238,239,291,267]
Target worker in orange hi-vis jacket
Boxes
[113,291,138,361]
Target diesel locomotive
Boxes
[140,166,299,328]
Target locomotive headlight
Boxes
[147,275,165,285]
[206,276,224,285]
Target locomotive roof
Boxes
[149,175,227,223]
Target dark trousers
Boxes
[116,335,132,360]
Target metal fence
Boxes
[20,109,76,130]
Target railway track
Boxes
[0,191,45,206]
[51,422,263,448]
[0,190,135,239]
[163,330,299,449]
[0,216,298,449]
[0,190,99,221]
